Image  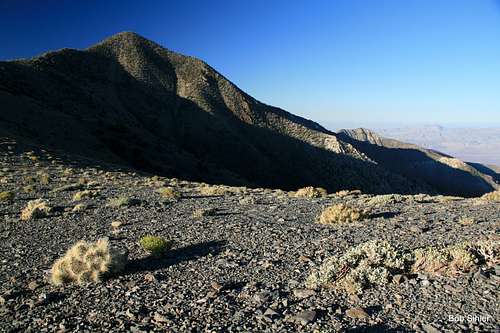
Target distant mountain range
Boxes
[376,125,500,167]
[0,32,497,196]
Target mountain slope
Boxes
[0,32,494,196]
[337,128,498,197]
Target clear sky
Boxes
[1,0,499,128]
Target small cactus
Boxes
[51,238,127,285]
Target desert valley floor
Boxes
[0,139,498,333]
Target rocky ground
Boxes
[0,139,498,333]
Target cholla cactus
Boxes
[317,204,368,224]
[20,199,51,220]
[293,186,327,198]
[306,240,411,294]
[51,238,127,285]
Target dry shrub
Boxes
[198,184,239,196]
[293,186,328,198]
[193,207,217,218]
[306,240,411,294]
[106,196,140,208]
[458,216,474,225]
[335,190,362,197]
[481,190,500,202]
[21,199,51,220]
[157,187,180,200]
[72,203,87,212]
[412,238,499,276]
[51,238,127,285]
[72,190,98,201]
[38,172,50,185]
[317,204,368,225]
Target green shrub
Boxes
[0,191,15,202]
[139,236,172,256]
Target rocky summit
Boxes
[0,32,499,333]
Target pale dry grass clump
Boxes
[335,190,362,197]
[193,207,217,218]
[72,203,88,213]
[198,184,242,196]
[0,191,15,202]
[412,238,499,276]
[306,240,411,294]
[72,190,99,201]
[21,199,51,220]
[480,190,500,202]
[317,204,368,225]
[106,196,140,208]
[157,187,180,200]
[293,186,328,198]
[366,194,406,206]
[51,238,127,285]
[38,172,50,185]
[458,216,474,225]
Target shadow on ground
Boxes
[126,240,227,274]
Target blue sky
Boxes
[1,0,499,128]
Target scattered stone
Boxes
[345,307,369,319]
[422,323,441,333]
[293,288,316,299]
[211,281,223,292]
[27,281,40,291]
[293,310,317,325]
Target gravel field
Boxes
[0,141,498,332]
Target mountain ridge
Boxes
[0,32,495,196]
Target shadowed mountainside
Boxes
[337,128,498,197]
[0,32,495,196]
